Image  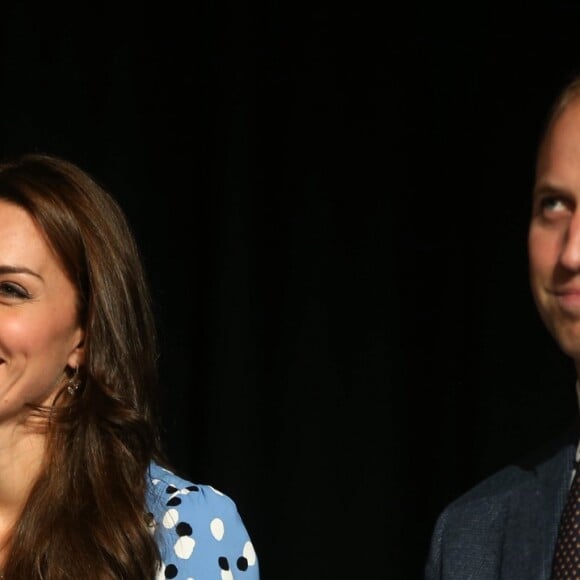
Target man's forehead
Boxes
[536,102,580,179]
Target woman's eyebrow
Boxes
[0,265,43,280]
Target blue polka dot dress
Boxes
[146,462,260,579]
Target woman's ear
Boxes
[67,329,85,369]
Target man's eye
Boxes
[541,197,566,210]
[539,196,571,215]
[0,282,29,299]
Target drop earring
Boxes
[66,366,81,395]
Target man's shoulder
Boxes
[447,426,575,513]
[424,428,577,579]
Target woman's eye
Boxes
[0,282,29,299]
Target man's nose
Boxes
[560,213,580,271]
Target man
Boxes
[425,76,580,579]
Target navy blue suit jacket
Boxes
[425,424,578,579]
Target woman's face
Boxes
[0,200,84,422]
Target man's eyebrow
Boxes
[532,184,572,198]
[0,265,43,280]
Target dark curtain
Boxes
[1,3,580,578]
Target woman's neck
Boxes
[0,423,45,530]
[0,422,46,571]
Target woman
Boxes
[0,153,259,578]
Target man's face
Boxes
[530,99,580,365]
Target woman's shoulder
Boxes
[146,461,259,579]
[146,462,243,519]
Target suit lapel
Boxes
[537,439,575,579]
[498,425,576,579]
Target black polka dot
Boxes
[186,485,199,492]
[218,556,230,571]
[166,497,182,507]
[176,522,192,536]
[237,556,249,571]
[165,485,178,494]
[165,564,178,578]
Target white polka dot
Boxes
[243,541,257,566]
[174,535,196,559]
[162,508,179,528]
[220,571,233,580]
[209,485,225,496]
[210,518,225,540]
[155,563,165,579]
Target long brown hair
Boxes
[0,153,164,578]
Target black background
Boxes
[3,3,580,578]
